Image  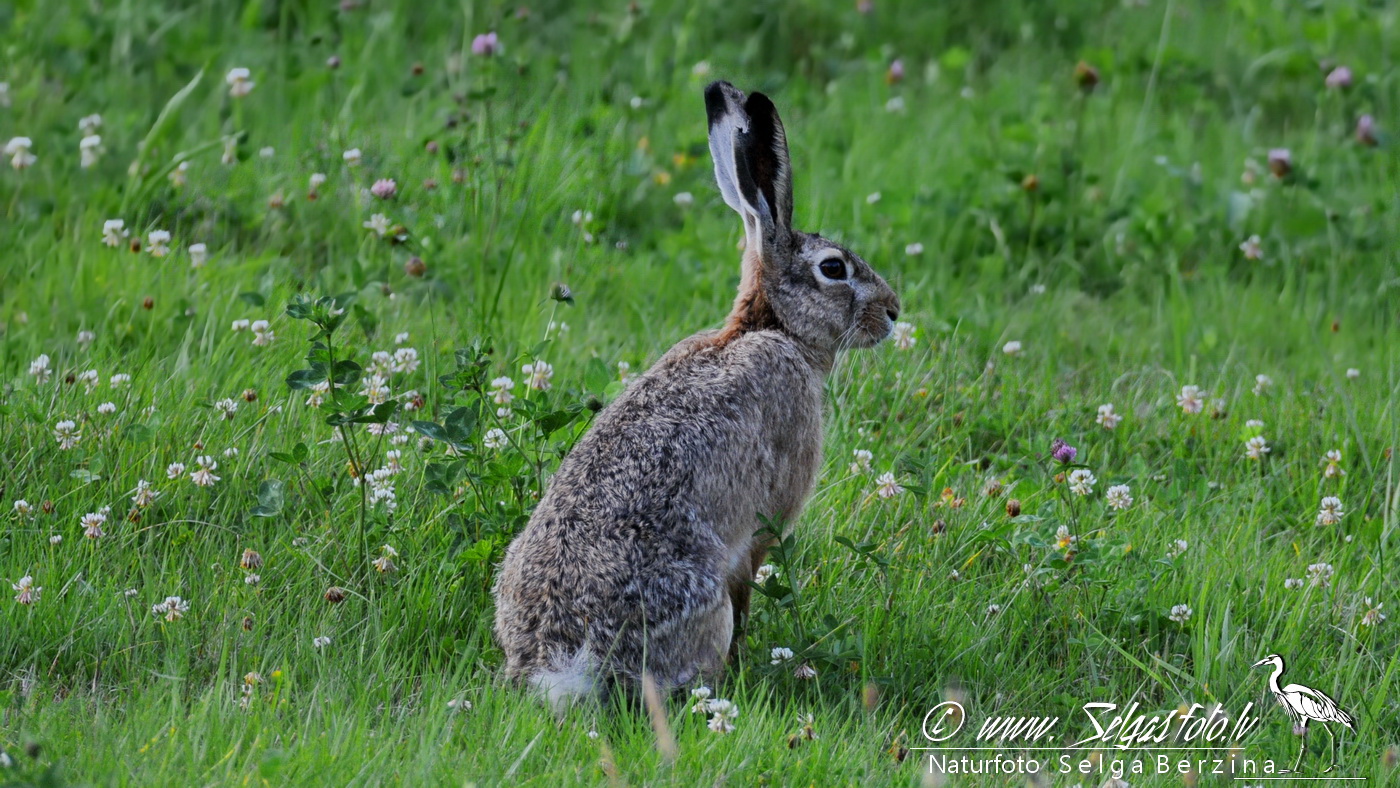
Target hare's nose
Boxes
[885,306,900,322]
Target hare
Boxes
[492,81,900,707]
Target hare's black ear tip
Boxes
[744,91,776,117]
[704,81,736,124]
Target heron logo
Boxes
[1252,654,1356,774]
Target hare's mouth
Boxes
[844,310,895,349]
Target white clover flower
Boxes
[1167,539,1188,558]
[366,421,399,437]
[370,484,397,512]
[1244,436,1270,460]
[28,354,52,384]
[1359,599,1386,627]
[77,329,96,346]
[1169,604,1193,623]
[309,172,327,191]
[1001,340,1022,356]
[48,534,61,545]
[1244,419,1264,429]
[368,350,393,376]
[360,373,390,404]
[1068,469,1096,496]
[985,603,1002,616]
[76,369,99,391]
[794,663,818,680]
[904,242,924,256]
[78,114,103,135]
[169,160,189,187]
[874,471,903,499]
[258,146,274,159]
[147,229,172,257]
[188,243,208,268]
[1176,385,1204,414]
[216,398,239,419]
[97,402,116,415]
[1345,368,1360,380]
[1105,484,1133,510]
[342,148,362,166]
[131,479,160,508]
[706,698,738,733]
[244,574,260,586]
[363,213,390,237]
[1315,497,1344,526]
[226,67,255,97]
[1322,450,1345,479]
[12,575,41,605]
[101,218,129,247]
[849,449,873,474]
[769,646,795,665]
[483,428,508,450]
[1055,525,1077,551]
[1238,235,1262,260]
[299,380,329,408]
[522,361,553,391]
[231,319,251,332]
[5,136,36,169]
[80,511,107,539]
[891,321,916,350]
[108,373,131,388]
[252,320,275,347]
[392,347,420,374]
[53,420,81,450]
[152,596,191,622]
[490,376,515,407]
[673,191,694,207]
[1096,403,1121,429]
[79,134,103,168]
[166,462,186,479]
[689,686,712,714]
[866,191,881,204]
[13,500,32,516]
[1307,562,1334,587]
[885,96,906,113]
[190,456,221,488]
[1252,373,1272,396]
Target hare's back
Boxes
[540,329,822,545]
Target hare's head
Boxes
[705,81,900,353]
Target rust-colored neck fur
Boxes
[714,248,780,345]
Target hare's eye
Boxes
[818,257,847,281]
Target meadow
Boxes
[1,0,1397,785]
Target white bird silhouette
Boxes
[1252,654,1355,773]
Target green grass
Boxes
[1,0,1398,784]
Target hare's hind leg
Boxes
[686,594,734,686]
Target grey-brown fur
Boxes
[492,82,900,705]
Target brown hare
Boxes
[492,81,900,707]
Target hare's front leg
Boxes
[726,538,775,660]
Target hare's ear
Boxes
[737,91,793,240]
[706,82,760,238]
